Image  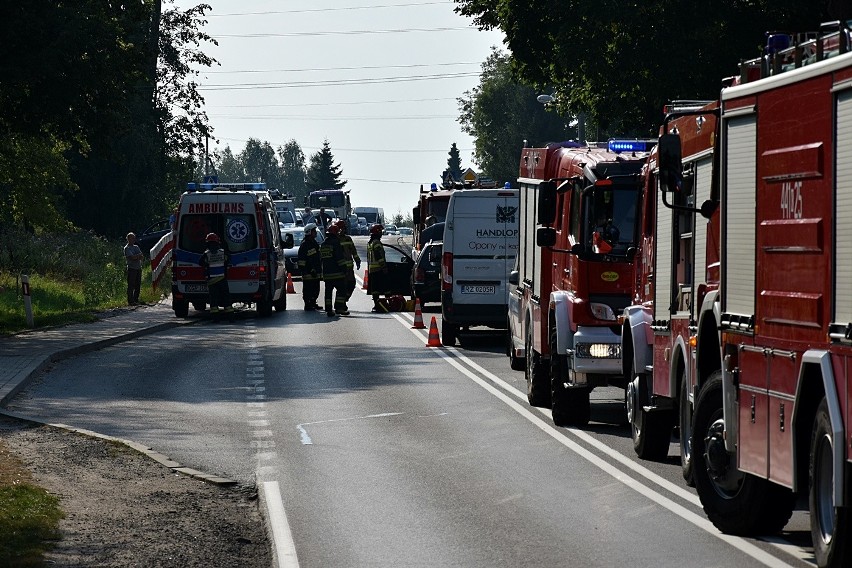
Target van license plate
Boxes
[461,285,495,294]
[185,283,208,293]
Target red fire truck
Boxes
[658,24,852,567]
[412,183,454,254]
[512,140,652,426]
[621,101,720,486]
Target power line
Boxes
[205,97,458,108]
[198,71,479,91]
[211,136,472,154]
[209,114,457,120]
[204,61,480,74]
[213,27,474,38]
[208,2,453,17]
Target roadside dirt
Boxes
[0,415,271,567]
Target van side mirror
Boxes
[282,233,294,249]
[537,181,557,225]
[658,133,683,193]
[536,227,556,247]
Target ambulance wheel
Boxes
[692,371,795,535]
[273,292,287,312]
[256,293,273,317]
[628,366,672,460]
[442,319,458,346]
[525,325,550,407]
[173,299,189,318]
[810,398,852,568]
[192,301,206,311]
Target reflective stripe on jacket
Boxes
[298,239,322,280]
[320,236,347,280]
[339,234,360,270]
[202,248,227,284]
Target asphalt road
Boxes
[6,237,818,567]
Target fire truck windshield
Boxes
[584,186,639,256]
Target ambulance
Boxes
[170,182,291,317]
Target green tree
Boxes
[458,48,571,184]
[444,143,464,183]
[241,138,280,185]
[455,1,828,133]
[278,140,307,203]
[306,140,347,192]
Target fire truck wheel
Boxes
[628,367,672,460]
[692,371,795,535]
[679,374,695,486]
[508,317,525,371]
[550,327,589,426]
[525,325,550,407]
[810,398,852,568]
[442,319,458,346]
[173,299,189,318]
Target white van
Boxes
[440,187,519,345]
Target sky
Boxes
[172,0,506,218]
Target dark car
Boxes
[412,240,442,305]
[282,226,324,277]
[135,219,171,257]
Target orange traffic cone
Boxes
[286,272,296,294]
[426,316,441,347]
[362,268,369,290]
[411,298,425,329]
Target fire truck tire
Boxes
[525,325,550,407]
[550,327,589,426]
[173,299,189,318]
[810,398,852,568]
[273,292,287,312]
[628,368,672,460]
[508,317,525,371]
[442,320,458,346]
[679,374,695,486]
[693,371,795,535]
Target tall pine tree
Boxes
[306,140,347,192]
[442,143,463,184]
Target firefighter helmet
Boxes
[369,224,384,236]
[326,224,340,235]
[335,219,347,232]
[205,232,220,243]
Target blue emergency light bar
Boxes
[608,139,654,153]
[186,182,267,192]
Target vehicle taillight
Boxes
[259,251,267,273]
[442,251,453,291]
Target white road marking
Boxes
[297,412,404,445]
[395,315,801,568]
[262,480,300,568]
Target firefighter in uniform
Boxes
[367,224,388,312]
[199,232,232,319]
[297,223,323,311]
[320,224,350,316]
[335,219,361,311]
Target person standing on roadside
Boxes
[335,219,360,310]
[124,232,144,306]
[199,232,232,320]
[297,223,323,311]
[319,224,349,316]
[367,224,388,312]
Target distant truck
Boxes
[308,189,352,229]
[353,206,385,227]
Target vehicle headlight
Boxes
[589,302,616,321]
[575,343,621,359]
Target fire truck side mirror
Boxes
[537,181,557,225]
[657,133,683,192]
[509,270,520,286]
[536,227,556,247]
[699,199,718,220]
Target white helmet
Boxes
[304,223,318,232]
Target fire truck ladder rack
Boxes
[739,20,852,83]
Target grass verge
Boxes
[0,438,64,566]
